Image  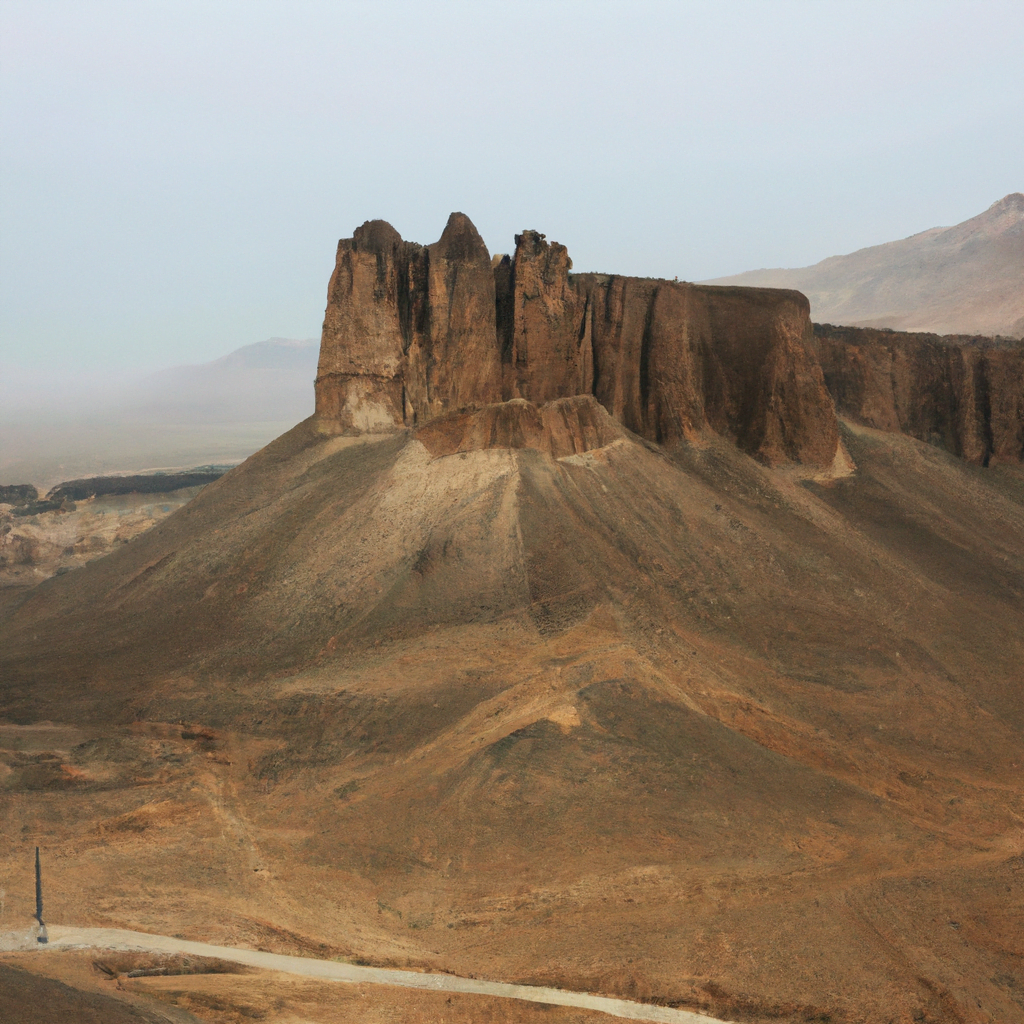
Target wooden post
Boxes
[35,846,47,943]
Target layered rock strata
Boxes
[814,323,1024,466]
[316,214,840,468]
[415,395,624,460]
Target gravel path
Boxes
[43,925,734,1024]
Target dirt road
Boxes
[41,925,733,1024]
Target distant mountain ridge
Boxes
[153,336,319,374]
[133,336,319,423]
[705,193,1024,339]
[0,337,318,489]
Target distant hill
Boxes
[705,193,1024,338]
[0,338,318,489]
[127,336,319,423]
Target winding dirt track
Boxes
[44,925,733,1024]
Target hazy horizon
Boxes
[2,0,1022,375]
[0,335,321,489]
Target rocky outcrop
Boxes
[575,276,838,466]
[501,231,590,404]
[0,485,38,506]
[315,219,417,431]
[315,214,503,432]
[316,214,840,468]
[814,324,1024,465]
[47,471,226,503]
[1,484,210,587]
[415,395,624,459]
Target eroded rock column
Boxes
[315,220,409,432]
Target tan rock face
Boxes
[0,487,208,588]
[316,213,503,431]
[815,324,1024,465]
[315,214,842,468]
[419,213,502,418]
[315,220,408,431]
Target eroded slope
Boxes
[2,398,1023,1023]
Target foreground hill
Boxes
[2,215,1023,1024]
[706,193,1024,339]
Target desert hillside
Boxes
[706,193,1024,339]
[2,215,1022,1024]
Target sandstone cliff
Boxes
[316,214,840,468]
[814,323,1024,466]
[574,276,838,466]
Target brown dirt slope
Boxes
[0,961,199,1024]
[1,393,1023,1023]
[0,949,611,1024]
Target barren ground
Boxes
[2,410,1022,1023]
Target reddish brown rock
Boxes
[574,278,839,466]
[314,213,841,468]
[504,231,589,403]
[701,285,840,467]
[415,395,624,459]
[814,323,1024,465]
[410,212,502,421]
[316,214,502,432]
[315,219,408,431]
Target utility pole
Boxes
[34,847,47,944]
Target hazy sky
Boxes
[2,0,1022,373]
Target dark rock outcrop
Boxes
[814,323,1024,466]
[575,277,838,466]
[47,471,227,503]
[11,500,66,518]
[503,231,590,404]
[316,214,840,468]
[0,484,38,506]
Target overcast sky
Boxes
[1,0,1022,373]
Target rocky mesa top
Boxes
[315,212,840,469]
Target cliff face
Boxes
[814,323,1024,466]
[575,275,838,466]
[502,230,590,404]
[317,214,839,468]
[315,216,504,431]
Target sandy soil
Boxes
[3,925,732,1023]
